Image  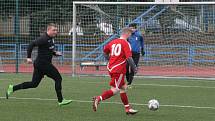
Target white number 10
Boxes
[111,44,121,56]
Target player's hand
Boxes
[141,48,145,56]
[55,51,62,56]
[26,58,32,64]
[104,53,109,60]
[134,67,138,74]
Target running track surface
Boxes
[2,64,215,77]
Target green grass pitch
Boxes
[1,73,215,121]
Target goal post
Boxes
[0,56,4,72]
[72,2,215,78]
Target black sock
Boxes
[56,90,63,102]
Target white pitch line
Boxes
[137,75,215,81]
[84,81,215,89]
[78,75,215,81]
[1,96,215,110]
[131,103,215,110]
[134,83,215,89]
[159,104,215,110]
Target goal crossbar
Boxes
[73,2,215,5]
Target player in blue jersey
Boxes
[126,23,144,88]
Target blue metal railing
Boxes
[1,44,215,66]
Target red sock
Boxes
[120,92,129,107]
[99,90,114,101]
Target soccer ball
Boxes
[148,99,159,111]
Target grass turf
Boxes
[1,73,215,121]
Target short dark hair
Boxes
[47,23,57,31]
[129,23,137,28]
[47,23,57,28]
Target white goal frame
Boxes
[72,1,215,77]
[0,56,4,72]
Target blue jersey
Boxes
[128,30,144,53]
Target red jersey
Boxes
[103,38,132,74]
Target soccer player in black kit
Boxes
[6,23,72,106]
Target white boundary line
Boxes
[79,75,215,81]
[84,81,215,89]
[1,96,215,110]
[134,83,215,89]
[138,76,215,81]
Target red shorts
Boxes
[109,73,125,89]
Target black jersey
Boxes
[27,33,56,64]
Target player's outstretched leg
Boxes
[58,99,72,106]
[92,90,114,112]
[6,84,13,99]
[92,96,100,112]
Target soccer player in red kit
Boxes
[92,27,138,115]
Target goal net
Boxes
[73,2,215,77]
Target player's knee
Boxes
[111,88,120,95]
[56,75,62,82]
[31,82,40,88]
[120,89,126,93]
[121,84,128,91]
[53,77,62,84]
[59,76,62,81]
